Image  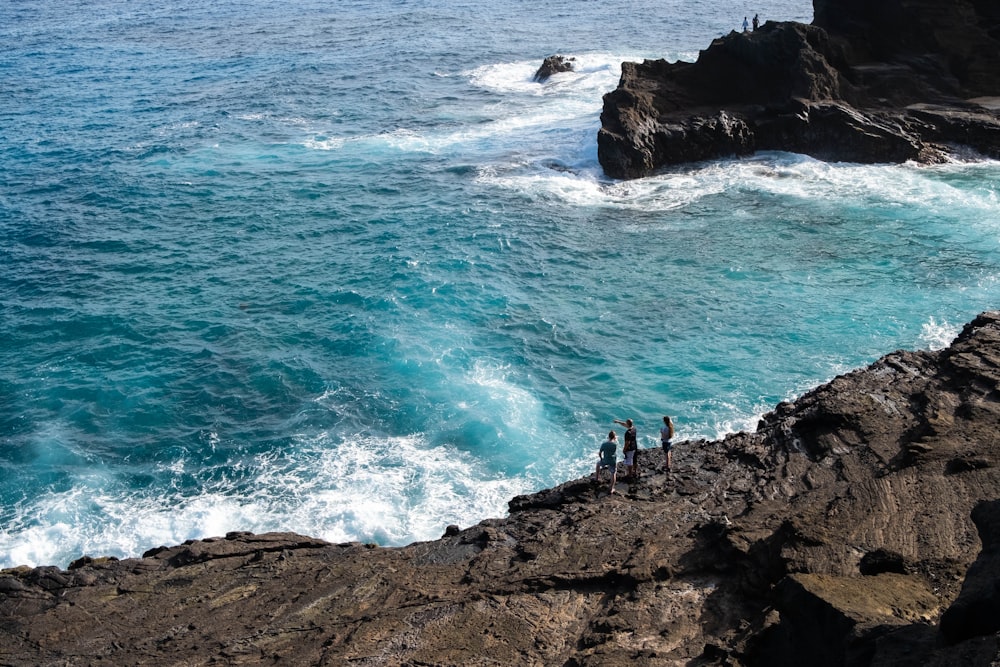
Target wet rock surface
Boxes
[598,0,1000,179]
[534,54,576,82]
[3,312,1000,665]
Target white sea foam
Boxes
[919,317,960,351]
[302,135,347,151]
[291,54,629,159]
[466,360,543,426]
[0,430,537,569]
[483,151,1000,223]
[709,154,1000,215]
[325,54,623,162]
[296,52,741,174]
[466,52,632,96]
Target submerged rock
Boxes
[3,312,1000,665]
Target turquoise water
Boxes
[2,0,998,568]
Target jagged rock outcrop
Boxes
[598,0,1000,179]
[534,54,576,82]
[939,499,1000,645]
[3,311,1000,665]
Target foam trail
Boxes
[920,317,960,351]
[0,431,539,569]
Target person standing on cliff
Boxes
[614,418,638,481]
[742,16,749,31]
[752,14,759,30]
[660,416,675,472]
[594,430,618,494]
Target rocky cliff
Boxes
[3,311,1000,665]
[598,0,1000,179]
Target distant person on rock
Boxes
[614,418,638,481]
[660,416,675,471]
[742,16,749,31]
[594,430,618,494]
[752,14,759,30]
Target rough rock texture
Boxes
[598,0,1000,179]
[939,499,1000,645]
[4,311,1000,665]
[534,54,576,82]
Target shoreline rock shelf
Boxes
[4,311,1000,665]
[597,0,1000,179]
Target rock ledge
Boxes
[598,0,1000,178]
[3,312,1000,665]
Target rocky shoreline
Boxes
[3,311,1000,665]
[598,0,1000,179]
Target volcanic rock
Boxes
[534,54,576,82]
[939,499,1000,645]
[3,311,1000,665]
[598,0,1000,178]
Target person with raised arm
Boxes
[614,418,638,481]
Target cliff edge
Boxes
[3,311,1000,666]
[598,0,1000,179]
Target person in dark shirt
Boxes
[660,416,675,471]
[614,418,638,480]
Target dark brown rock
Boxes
[3,312,1000,665]
[939,499,1000,644]
[533,54,575,82]
[598,0,1000,179]
[755,572,940,667]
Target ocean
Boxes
[2,0,998,569]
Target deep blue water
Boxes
[3,0,999,568]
